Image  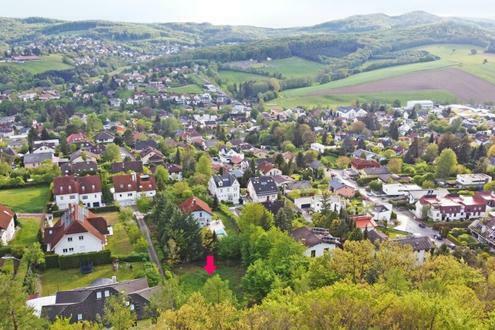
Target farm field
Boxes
[0,54,73,74]
[251,57,325,79]
[273,44,495,107]
[0,185,50,213]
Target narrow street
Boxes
[134,211,165,276]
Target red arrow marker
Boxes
[204,255,217,275]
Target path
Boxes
[134,211,164,276]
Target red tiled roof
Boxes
[43,204,108,250]
[335,186,356,198]
[53,175,102,195]
[180,196,212,215]
[353,215,377,229]
[258,161,275,174]
[112,174,156,193]
[351,158,380,170]
[66,133,87,144]
[0,205,14,230]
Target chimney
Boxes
[131,172,136,182]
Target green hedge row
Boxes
[118,253,149,263]
[0,246,24,258]
[44,250,113,270]
[90,205,120,213]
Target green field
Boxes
[40,262,145,296]
[272,89,458,108]
[167,84,203,94]
[1,54,73,74]
[174,261,245,298]
[219,70,274,85]
[0,185,50,213]
[10,218,41,248]
[252,57,325,79]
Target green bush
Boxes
[90,205,120,213]
[58,250,112,270]
[44,254,59,269]
[118,253,149,263]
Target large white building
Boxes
[456,174,492,189]
[406,100,434,110]
[293,194,343,213]
[208,174,240,204]
[179,196,213,227]
[112,173,157,206]
[53,175,103,210]
[43,204,111,255]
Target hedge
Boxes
[44,254,59,269]
[118,253,150,263]
[58,250,112,270]
[90,205,120,213]
[0,246,24,258]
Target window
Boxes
[70,195,76,200]
[127,193,133,197]
[104,290,110,297]
[63,248,68,253]
[310,250,316,257]
[96,292,102,299]
[77,314,83,321]
[130,304,135,311]
[69,248,74,252]
[68,237,73,242]
[79,236,84,240]
[82,195,88,200]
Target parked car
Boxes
[418,223,426,228]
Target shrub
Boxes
[58,250,112,270]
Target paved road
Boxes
[134,211,164,276]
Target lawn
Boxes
[40,262,145,296]
[0,185,50,213]
[107,222,136,257]
[174,260,245,298]
[167,84,203,94]
[10,218,41,248]
[1,54,73,74]
[252,57,326,79]
[378,226,410,239]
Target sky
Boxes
[3,0,495,28]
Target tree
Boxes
[242,259,277,304]
[196,154,212,178]
[239,203,274,230]
[330,240,375,283]
[0,274,45,329]
[86,113,103,133]
[404,137,423,164]
[50,317,97,330]
[200,275,235,305]
[422,143,439,163]
[23,242,45,267]
[274,207,294,232]
[387,158,403,174]
[154,165,169,191]
[102,143,122,162]
[435,148,458,178]
[103,294,136,329]
[388,121,399,140]
[335,156,351,169]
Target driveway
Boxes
[134,211,164,276]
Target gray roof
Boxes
[212,174,237,188]
[393,236,434,251]
[249,176,278,196]
[23,152,53,164]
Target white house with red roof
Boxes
[0,205,15,245]
[112,173,156,206]
[352,215,377,232]
[66,133,87,145]
[416,194,487,222]
[53,175,103,210]
[258,161,282,177]
[179,196,213,227]
[43,204,111,255]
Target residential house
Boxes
[167,164,183,181]
[112,173,156,206]
[69,149,99,164]
[469,217,495,248]
[61,161,98,176]
[293,193,343,213]
[310,143,328,154]
[43,204,111,255]
[382,183,423,197]
[40,278,158,323]
[24,152,57,169]
[393,236,434,264]
[371,204,393,222]
[335,107,367,120]
[179,196,213,227]
[291,227,339,257]
[350,158,380,170]
[258,161,282,177]
[353,215,377,231]
[66,133,87,145]
[0,205,15,245]
[456,174,492,189]
[416,194,487,222]
[95,131,115,144]
[110,161,144,174]
[247,176,278,203]
[208,174,240,204]
[140,147,164,166]
[53,175,103,210]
